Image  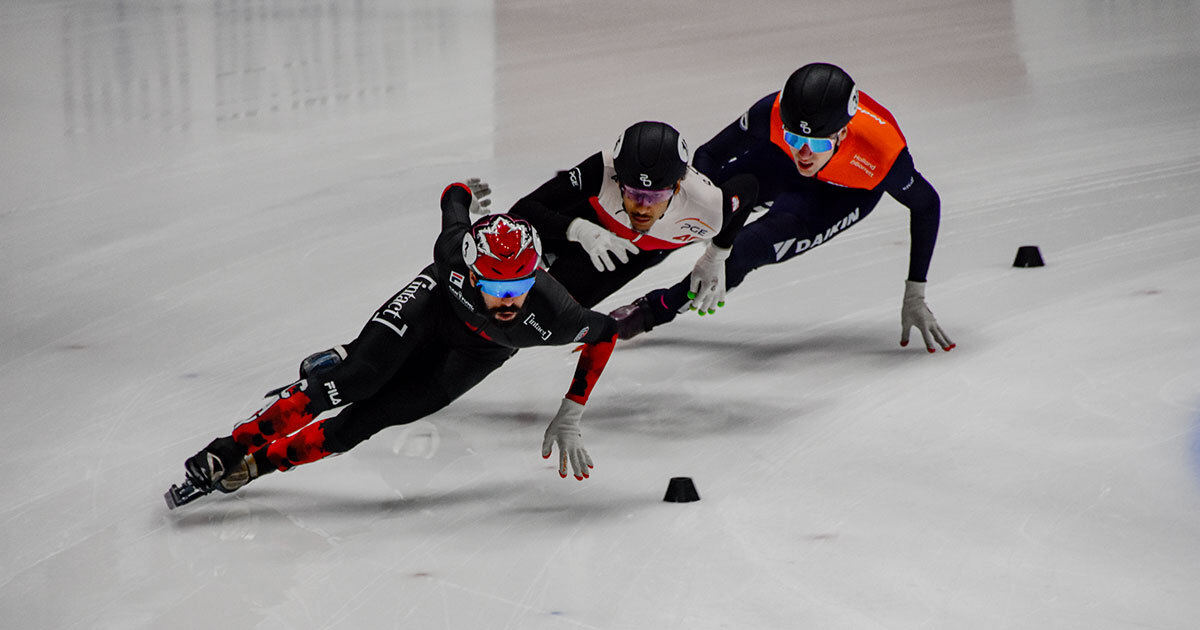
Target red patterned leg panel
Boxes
[264,420,331,471]
[232,382,315,452]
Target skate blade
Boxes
[164,480,208,510]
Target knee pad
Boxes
[299,345,348,379]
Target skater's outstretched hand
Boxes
[900,280,955,353]
[541,398,593,480]
[465,177,492,216]
[688,243,731,315]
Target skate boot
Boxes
[608,297,656,340]
[183,436,249,494]
[167,438,264,509]
[213,452,262,493]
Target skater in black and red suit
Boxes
[170,182,618,508]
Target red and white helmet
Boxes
[462,214,541,297]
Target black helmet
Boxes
[779,63,859,137]
[612,121,688,190]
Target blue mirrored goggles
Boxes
[782,131,837,153]
[477,275,536,298]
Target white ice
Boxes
[2,1,1199,628]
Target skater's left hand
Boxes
[541,398,593,480]
[688,243,731,315]
[465,177,492,216]
[900,280,955,353]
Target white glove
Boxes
[901,280,955,353]
[566,218,639,272]
[465,177,492,216]
[687,243,731,315]
[541,398,593,480]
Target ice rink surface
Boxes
[2,0,1199,628]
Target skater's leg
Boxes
[230,380,325,452]
[256,342,515,472]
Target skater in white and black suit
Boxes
[507,120,757,315]
[172,183,619,508]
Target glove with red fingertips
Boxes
[900,280,955,353]
[541,398,593,480]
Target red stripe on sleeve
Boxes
[565,332,617,405]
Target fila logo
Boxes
[639,173,653,187]
[324,380,342,406]
[450,271,464,288]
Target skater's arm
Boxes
[508,153,605,241]
[883,149,953,352]
[693,93,776,181]
[542,322,616,481]
[566,330,617,406]
[711,173,758,248]
[440,182,475,233]
[882,148,940,283]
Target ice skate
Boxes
[183,436,247,492]
[608,296,656,340]
[165,437,257,509]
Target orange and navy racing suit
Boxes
[640,90,941,324]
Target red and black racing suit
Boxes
[227,184,619,472]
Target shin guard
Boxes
[264,420,333,471]
[232,381,318,452]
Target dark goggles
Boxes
[477,275,535,298]
[783,130,837,153]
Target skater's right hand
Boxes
[541,398,593,480]
[687,243,731,315]
[566,218,639,272]
[465,177,492,216]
